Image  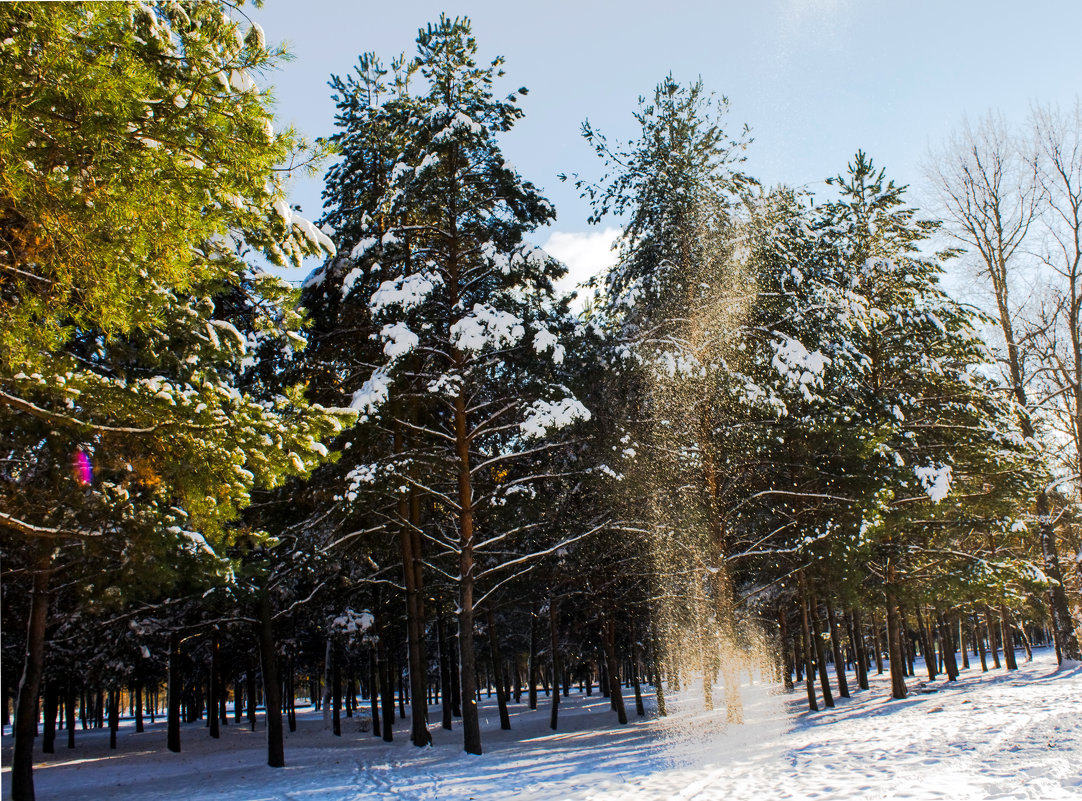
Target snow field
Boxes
[2,647,1080,800]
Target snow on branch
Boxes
[349,368,392,417]
[520,397,591,439]
[913,462,953,503]
[450,304,525,352]
[770,334,829,399]
[370,270,443,313]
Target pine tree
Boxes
[304,15,589,755]
[0,5,344,795]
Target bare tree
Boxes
[927,111,1081,662]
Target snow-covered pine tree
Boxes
[307,16,589,755]
[569,75,756,719]
[810,152,1038,698]
[0,5,344,793]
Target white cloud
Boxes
[544,227,621,302]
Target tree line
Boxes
[2,5,1080,801]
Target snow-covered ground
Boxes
[3,647,1080,800]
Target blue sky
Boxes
[246,0,1082,286]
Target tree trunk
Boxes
[257,588,284,768]
[108,688,118,749]
[937,611,959,681]
[528,610,538,711]
[134,682,144,733]
[959,618,970,669]
[396,438,431,747]
[438,611,452,731]
[630,620,645,718]
[885,591,908,699]
[600,617,627,724]
[650,622,667,716]
[247,661,257,731]
[809,599,835,708]
[798,583,819,711]
[234,673,243,724]
[1019,622,1034,663]
[287,656,297,732]
[486,608,511,730]
[825,598,849,698]
[974,614,988,672]
[914,607,937,681]
[1000,606,1018,671]
[379,632,394,743]
[985,608,1001,668]
[1035,492,1082,661]
[549,596,561,730]
[65,680,76,749]
[368,651,381,738]
[209,633,220,739]
[332,637,341,737]
[779,607,795,691]
[42,682,57,754]
[167,633,181,752]
[871,609,884,675]
[12,554,50,801]
[850,609,869,690]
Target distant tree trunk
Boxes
[549,596,562,729]
[368,652,381,738]
[167,633,181,752]
[885,588,908,699]
[937,611,959,681]
[871,609,884,675]
[398,665,406,718]
[825,599,849,698]
[396,442,431,747]
[630,620,645,718]
[450,627,463,718]
[133,682,143,733]
[321,637,333,728]
[779,608,794,691]
[914,607,937,680]
[486,609,511,730]
[288,657,297,732]
[438,611,453,731]
[209,633,220,739]
[650,622,667,716]
[528,611,538,710]
[12,553,50,801]
[985,608,1001,668]
[257,588,284,768]
[902,615,915,676]
[108,688,118,749]
[332,638,341,737]
[600,616,627,724]
[1000,606,1018,671]
[42,682,58,754]
[973,614,988,672]
[247,661,257,731]
[958,618,970,669]
[809,599,835,708]
[456,598,481,754]
[850,609,869,690]
[65,681,76,749]
[234,673,243,724]
[798,585,819,711]
[379,632,394,743]
[1019,623,1034,663]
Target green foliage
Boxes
[0,2,347,562]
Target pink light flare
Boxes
[73,450,93,486]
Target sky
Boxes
[245,0,1082,289]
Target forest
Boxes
[2,4,1081,801]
